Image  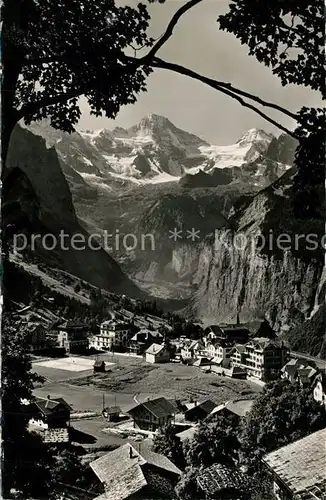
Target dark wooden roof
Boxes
[185,399,216,419]
[197,463,252,496]
[34,397,72,415]
[263,429,326,497]
[128,397,176,419]
[90,442,181,500]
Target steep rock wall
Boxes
[171,173,323,332]
[4,125,142,297]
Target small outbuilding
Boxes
[93,360,106,373]
[102,406,121,422]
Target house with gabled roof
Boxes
[57,320,89,353]
[145,343,170,364]
[210,399,255,424]
[263,428,326,500]
[232,337,290,381]
[102,405,121,422]
[128,329,163,355]
[27,395,72,443]
[180,339,204,360]
[204,339,233,368]
[184,399,217,422]
[204,325,250,344]
[127,397,176,431]
[29,395,72,428]
[89,319,132,352]
[90,441,181,500]
[281,358,317,384]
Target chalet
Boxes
[102,406,121,422]
[29,396,72,429]
[128,329,163,355]
[57,321,89,354]
[197,463,253,499]
[281,358,318,386]
[27,396,72,443]
[210,399,255,423]
[127,397,176,431]
[145,343,170,364]
[231,337,290,381]
[312,372,326,408]
[89,319,132,351]
[263,428,326,500]
[180,339,204,360]
[184,399,216,422]
[90,442,181,500]
[204,325,250,344]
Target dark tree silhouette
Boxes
[240,380,326,472]
[1,315,53,498]
[218,0,325,219]
[183,415,240,468]
[218,1,324,97]
[152,423,186,469]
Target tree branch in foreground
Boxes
[17,90,84,121]
[136,0,298,133]
[141,0,204,61]
[148,57,300,139]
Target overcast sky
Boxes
[78,0,321,144]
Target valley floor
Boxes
[33,353,261,410]
[32,353,262,448]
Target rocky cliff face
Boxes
[183,232,321,331]
[4,125,142,297]
[170,170,324,337]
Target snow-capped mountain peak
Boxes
[128,113,178,139]
[26,116,296,191]
[237,128,274,146]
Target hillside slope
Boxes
[4,125,142,297]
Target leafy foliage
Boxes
[219,1,325,220]
[2,314,98,498]
[240,380,326,471]
[1,315,53,498]
[183,415,240,468]
[218,1,325,97]
[292,107,325,219]
[152,423,186,469]
[1,0,157,134]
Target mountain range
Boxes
[24,115,301,299]
[6,116,325,355]
[27,113,295,191]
